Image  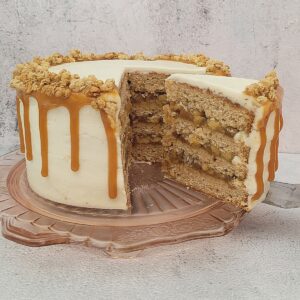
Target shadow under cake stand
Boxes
[0,150,246,257]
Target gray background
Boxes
[1,0,300,152]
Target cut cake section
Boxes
[163,72,282,210]
[127,72,168,162]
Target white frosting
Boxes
[50,60,206,87]
[169,74,276,208]
[20,96,127,209]
[23,60,205,209]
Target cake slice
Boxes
[163,72,282,210]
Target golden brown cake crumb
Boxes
[205,59,231,76]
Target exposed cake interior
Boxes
[120,72,282,211]
[162,79,253,208]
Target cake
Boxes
[11,50,282,211]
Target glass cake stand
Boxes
[0,150,246,257]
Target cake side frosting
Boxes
[166,71,282,210]
[12,50,230,209]
[18,96,127,209]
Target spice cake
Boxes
[10,50,282,211]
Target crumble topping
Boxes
[244,71,279,104]
[11,49,231,126]
[205,59,231,76]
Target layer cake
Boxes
[11,50,282,211]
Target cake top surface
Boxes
[49,59,207,87]
[169,73,258,93]
[10,50,231,97]
[168,71,280,112]
[10,50,231,128]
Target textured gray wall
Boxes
[1,0,299,152]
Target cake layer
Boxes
[134,135,162,144]
[131,143,163,162]
[130,95,164,124]
[164,162,248,209]
[132,122,162,136]
[165,80,254,133]
[131,114,163,124]
[167,101,239,137]
[163,113,249,163]
[165,137,247,180]
[131,95,165,116]
[128,72,168,94]
[130,91,167,104]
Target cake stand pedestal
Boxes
[0,150,246,257]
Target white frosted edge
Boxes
[167,73,259,112]
[49,60,206,87]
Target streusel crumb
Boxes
[244,71,279,103]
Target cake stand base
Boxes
[0,150,246,257]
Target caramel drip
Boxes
[17,91,118,199]
[275,87,284,171]
[16,97,25,153]
[252,124,268,201]
[275,113,284,171]
[68,106,80,171]
[33,92,90,175]
[22,95,33,160]
[279,112,283,131]
[100,110,118,199]
[38,105,49,177]
[268,87,284,179]
[268,109,280,181]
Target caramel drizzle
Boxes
[275,113,284,171]
[100,110,118,198]
[38,105,48,177]
[22,95,33,160]
[16,92,118,198]
[268,109,280,181]
[16,97,25,153]
[69,105,80,172]
[252,123,268,201]
[268,87,283,180]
